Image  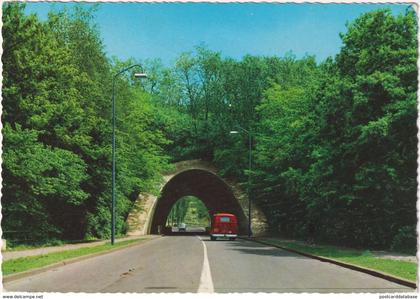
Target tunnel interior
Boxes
[166,196,210,227]
[150,169,247,234]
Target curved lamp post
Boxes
[230,126,252,238]
[112,64,147,245]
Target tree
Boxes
[2,3,171,242]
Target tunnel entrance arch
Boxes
[150,168,248,234]
[126,160,268,236]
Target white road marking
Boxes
[197,236,214,293]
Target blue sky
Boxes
[24,3,412,65]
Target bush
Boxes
[391,226,417,254]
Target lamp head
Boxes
[230,130,239,134]
[134,73,148,79]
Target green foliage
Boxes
[2,3,170,243]
[3,120,89,242]
[391,226,417,254]
[246,9,417,251]
[150,9,416,252]
[166,196,209,226]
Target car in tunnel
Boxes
[210,213,238,241]
[178,223,187,232]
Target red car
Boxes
[210,213,238,241]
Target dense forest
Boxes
[2,3,417,252]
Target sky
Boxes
[24,2,412,66]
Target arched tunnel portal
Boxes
[126,160,268,236]
[150,169,248,234]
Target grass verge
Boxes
[5,239,101,252]
[260,238,417,283]
[3,238,146,276]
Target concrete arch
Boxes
[126,160,268,236]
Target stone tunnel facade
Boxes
[126,160,268,236]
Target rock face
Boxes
[126,160,268,236]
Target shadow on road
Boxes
[222,238,306,259]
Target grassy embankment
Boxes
[3,238,147,276]
[260,238,417,282]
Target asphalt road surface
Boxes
[4,236,414,293]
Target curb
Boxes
[240,237,417,289]
[3,236,160,283]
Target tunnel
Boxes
[150,169,248,234]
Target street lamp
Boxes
[230,127,253,238]
[112,64,147,245]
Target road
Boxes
[4,236,413,293]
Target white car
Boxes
[178,223,187,232]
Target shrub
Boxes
[391,226,417,254]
